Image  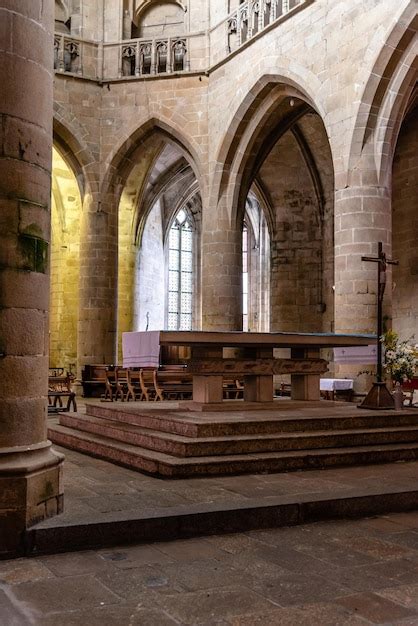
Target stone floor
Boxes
[37,445,418,526]
[3,511,418,624]
[42,399,418,530]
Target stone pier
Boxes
[201,211,243,331]
[0,0,63,556]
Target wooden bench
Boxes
[81,364,109,397]
[48,375,77,413]
[154,366,193,401]
[223,378,244,399]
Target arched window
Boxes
[167,208,193,330]
[243,193,270,332]
[242,223,249,332]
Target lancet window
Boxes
[167,208,194,330]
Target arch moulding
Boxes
[52,111,96,201]
[101,116,205,205]
[210,71,330,229]
[347,1,418,187]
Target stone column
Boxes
[77,193,118,371]
[201,209,243,331]
[334,184,392,380]
[0,0,63,556]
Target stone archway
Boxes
[335,4,417,343]
[392,88,418,340]
[206,77,335,334]
[112,122,203,359]
[50,145,83,373]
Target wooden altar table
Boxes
[124,331,375,409]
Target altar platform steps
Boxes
[84,402,418,438]
[47,402,418,478]
[55,411,418,458]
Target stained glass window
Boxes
[168,209,193,330]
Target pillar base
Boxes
[0,441,64,558]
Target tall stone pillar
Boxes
[77,194,118,371]
[0,0,64,555]
[334,184,392,380]
[201,209,242,331]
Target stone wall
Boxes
[260,130,323,333]
[134,200,166,333]
[50,147,81,371]
[392,105,418,340]
[50,0,417,368]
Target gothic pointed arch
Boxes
[53,111,96,199]
[348,2,418,186]
[209,74,326,228]
[102,116,204,206]
[115,118,203,355]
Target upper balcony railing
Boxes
[54,33,98,78]
[53,0,310,81]
[226,0,304,53]
[106,36,190,79]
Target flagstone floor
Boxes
[2,510,418,625]
[37,445,418,525]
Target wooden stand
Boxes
[358,382,395,410]
[359,242,398,411]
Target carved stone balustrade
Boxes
[227,0,304,52]
[52,0,311,82]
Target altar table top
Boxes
[154,330,376,349]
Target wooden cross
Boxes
[362,242,398,383]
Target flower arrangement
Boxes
[381,330,418,384]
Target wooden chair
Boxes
[235,378,244,399]
[115,367,128,401]
[126,369,141,401]
[223,378,239,399]
[140,368,159,401]
[104,368,117,401]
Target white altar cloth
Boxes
[333,345,377,364]
[320,378,354,392]
[122,331,160,368]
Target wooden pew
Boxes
[48,374,77,413]
[81,364,108,397]
[154,366,193,401]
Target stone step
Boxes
[48,422,418,478]
[58,412,418,457]
[86,402,418,438]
